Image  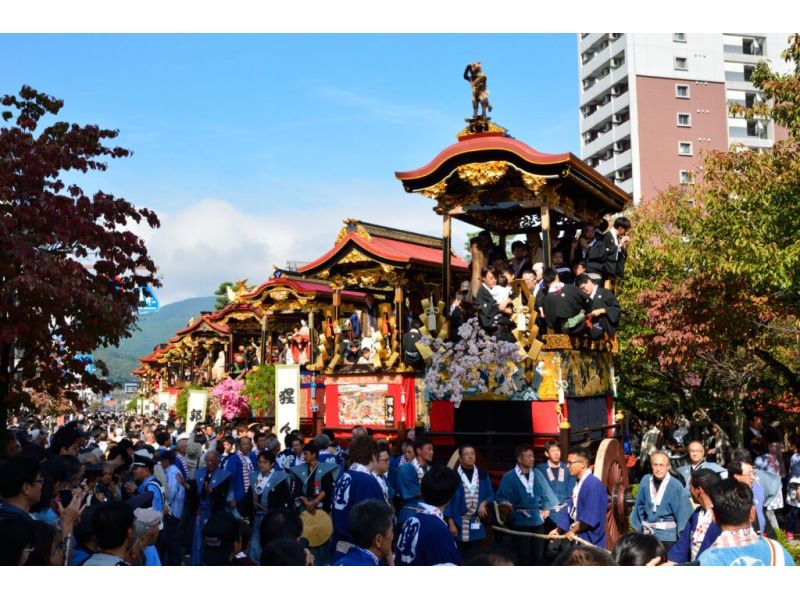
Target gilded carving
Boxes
[456,160,508,187]
[456,121,507,140]
[268,290,290,301]
[336,219,373,244]
[420,180,448,200]
[338,248,373,265]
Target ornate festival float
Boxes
[394,63,633,542]
[296,219,468,440]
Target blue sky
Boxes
[1,34,581,304]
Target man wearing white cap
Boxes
[133,507,163,566]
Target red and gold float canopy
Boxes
[299,219,467,288]
[395,128,630,233]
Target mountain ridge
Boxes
[94,296,217,386]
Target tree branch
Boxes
[752,347,800,394]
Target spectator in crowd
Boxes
[82,501,136,566]
[334,499,394,566]
[699,479,793,566]
[612,532,668,566]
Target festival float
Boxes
[394,76,633,542]
[296,219,468,440]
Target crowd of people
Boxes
[1,407,797,567]
[462,217,630,344]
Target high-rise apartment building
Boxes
[578,33,791,203]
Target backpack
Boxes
[143,478,170,518]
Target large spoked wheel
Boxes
[594,438,630,548]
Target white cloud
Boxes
[138,190,468,306]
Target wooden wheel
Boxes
[594,437,630,548]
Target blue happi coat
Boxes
[395,507,462,566]
[676,461,727,488]
[496,467,558,528]
[331,467,385,556]
[667,506,722,563]
[191,467,233,565]
[631,474,693,542]
[397,461,429,525]
[535,461,576,524]
[224,452,254,504]
[334,546,381,566]
[248,469,291,563]
[556,472,609,549]
[443,467,494,542]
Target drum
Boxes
[300,509,333,547]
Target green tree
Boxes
[243,364,275,416]
[618,35,800,443]
[213,281,234,311]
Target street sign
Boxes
[137,283,160,314]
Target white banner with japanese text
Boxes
[275,364,301,440]
[187,390,209,429]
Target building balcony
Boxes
[581,120,632,158]
[580,66,629,106]
[725,79,756,92]
[723,52,764,64]
[581,91,630,133]
[579,33,608,53]
[580,35,627,79]
[594,147,633,177]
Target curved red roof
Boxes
[396,134,571,181]
[205,302,263,323]
[242,277,365,302]
[299,232,468,275]
[173,315,230,338]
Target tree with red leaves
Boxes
[617,76,800,446]
[0,86,160,452]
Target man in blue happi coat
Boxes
[330,436,385,561]
[373,442,395,504]
[334,499,395,566]
[191,450,233,565]
[698,478,793,566]
[224,436,254,507]
[396,436,434,526]
[395,465,462,566]
[444,443,494,560]
[667,468,722,563]
[631,450,693,551]
[496,443,559,565]
[290,442,338,565]
[535,440,576,529]
[547,447,609,549]
[676,441,727,488]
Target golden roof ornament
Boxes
[225,279,253,303]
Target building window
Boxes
[674,56,688,70]
[743,38,763,56]
[676,84,690,98]
[673,33,687,42]
[746,119,768,139]
[677,113,691,127]
[744,65,755,82]
[679,170,695,185]
[678,141,693,156]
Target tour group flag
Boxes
[187,390,209,428]
[275,364,301,438]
